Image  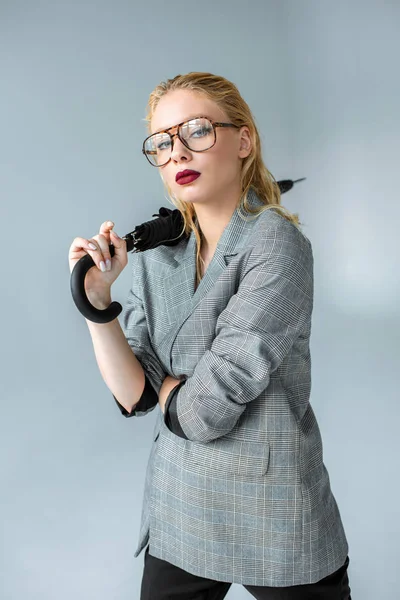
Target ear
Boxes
[238,126,252,158]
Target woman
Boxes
[69,72,351,599]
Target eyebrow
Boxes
[152,115,211,135]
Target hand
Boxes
[68,221,128,301]
[159,376,182,414]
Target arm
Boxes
[109,252,168,417]
[163,223,314,442]
[85,294,149,415]
[158,376,183,413]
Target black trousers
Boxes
[140,546,352,599]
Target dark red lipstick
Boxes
[176,169,201,185]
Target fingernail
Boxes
[88,242,97,250]
[100,261,106,272]
[106,259,111,271]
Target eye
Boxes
[157,139,171,150]
[190,126,212,138]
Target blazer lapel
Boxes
[163,188,265,324]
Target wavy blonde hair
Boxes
[143,72,301,286]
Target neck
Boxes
[194,187,242,257]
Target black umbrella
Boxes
[70,178,306,323]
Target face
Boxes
[149,89,252,207]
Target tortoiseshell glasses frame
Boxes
[142,116,239,167]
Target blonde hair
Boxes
[143,72,302,286]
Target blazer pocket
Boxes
[188,438,270,478]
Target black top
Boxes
[113,375,188,439]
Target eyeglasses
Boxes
[142,116,239,167]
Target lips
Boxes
[176,169,201,184]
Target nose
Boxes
[170,133,192,163]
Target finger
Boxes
[80,238,105,272]
[99,220,115,239]
[109,229,128,265]
[98,221,116,271]
[90,234,111,272]
[69,237,108,273]
[70,236,101,254]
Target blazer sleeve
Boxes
[163,222,314,442]
[113,253,168,418]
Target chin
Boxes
[181,194,209,206]
[179,182,212,199]
[173,187,205,204]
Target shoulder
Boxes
[240,210,314,301]
[249,207,313,263]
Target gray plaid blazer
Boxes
[113,188,349,586]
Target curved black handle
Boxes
[70,207,184,324]
[70,235,136,324]
[70,179,306,324]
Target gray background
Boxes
[1,1,399,598]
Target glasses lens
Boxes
[179,118,215,152]
[143,132,172,167]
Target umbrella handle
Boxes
[70,235,135,324]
